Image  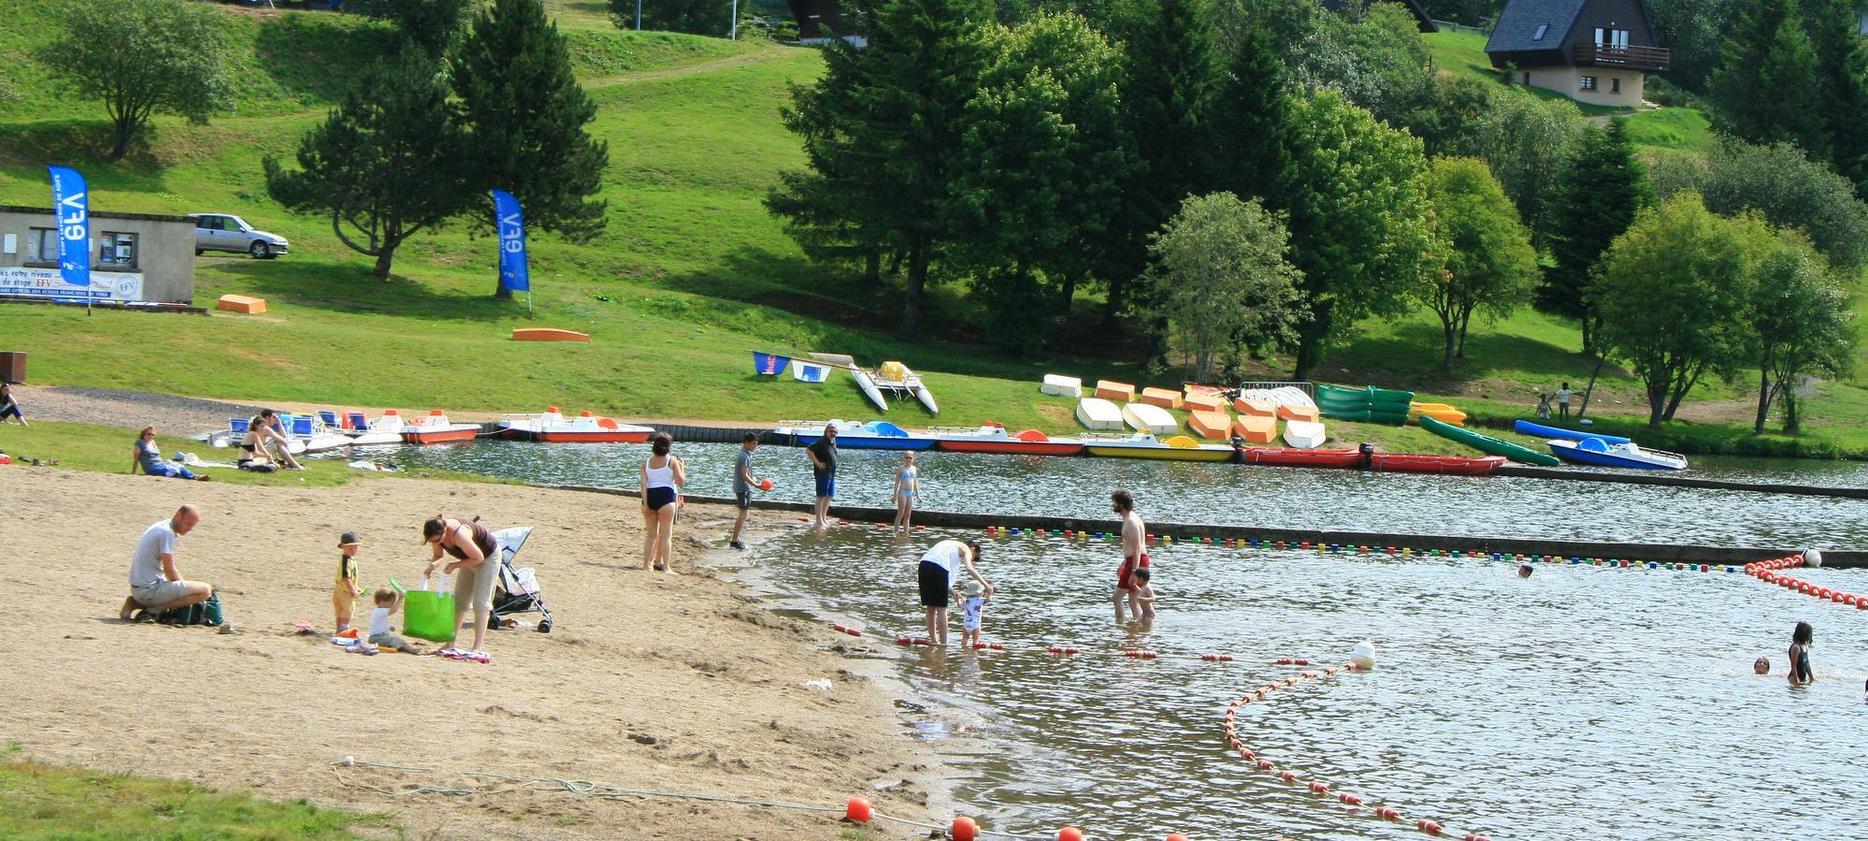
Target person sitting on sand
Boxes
[1754,656,1770,675]
[0,381,25,427]
[241,410,303,470]
[120,505,214,620]
[366,588,428,654]
[130,427,209,481]
[1788,622,1815,686]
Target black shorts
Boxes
[918,561,950,608]
[734,490,751,510]
[646,486,677,511]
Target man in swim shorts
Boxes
[1113,489,1148,622]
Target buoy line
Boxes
[1220,663,1496,841]
[1746,551,1868,610]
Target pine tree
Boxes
[1208,21,1293,206]
[766,38,892,284]
[454,0,610,296]
[1542,119,1651,356]
[1707,0,1828,158]
[1809,0,1868,191]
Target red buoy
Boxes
[1338,793,1363,806]
[1418,819,1443,836]
[896,636,911,646]
[1309,780,1329,795]
[1257,759,1275,771]
[845,797,872,823]
[1167,835,1190,841]
[1377,806,1401,821]
[1280,770,1298,783]
[952,816,979,841]
[1058,827,1085,841]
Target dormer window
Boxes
[1533,23,1549,40]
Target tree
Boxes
[1707,0,1828,157]
[264,49,470,279]
[1447,85,1585,248]
[1649,137,1868,270]
[1143,193,1306,381]
[1647,0,1738,92]
[352,0,473,58]
[1593,193,1770,428]
[455,0,611,296]
[36,0,231,160]
[1809,0,1868,191]
[1208,20,1294,204]
[1748,231,1856,432]
[609,0,735,36]
[1099,0,1221,332]
[1420,157,1540,373]
[947,12,1133,348]
[766,37,893,284]
[1542,118,1650,354]
[1281,89,1435,379]
[1286,3,1435,130]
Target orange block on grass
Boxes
[216,294,266,314]
[1094,380,1135,402]
[1140,387,1184,410]
[1233,415,1277,443]
[1183,391,1226,413]
[1277,403,1320,423]
[1189,410,1232,440]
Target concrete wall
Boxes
[1518,65,1645,108]
[0,207,195,304]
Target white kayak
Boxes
[1282,420,1327,449]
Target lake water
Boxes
[367,441,1868,548]
[340,441,1868,837]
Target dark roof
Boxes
[1486,0,1587,54]
[1321,0,1439,32]
[0,204,194,224]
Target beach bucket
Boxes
[403,578,457,643]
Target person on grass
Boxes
[0,381,25,426]
[130,427,209,481]
[241,410,303,470]
[120,505,213,620]
[640,432,686,572]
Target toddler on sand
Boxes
[367,588,428,654]
[333,532,362,632]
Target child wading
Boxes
[1131,567,1158,619]
[333,531,362,632]
[1788,621,1815,686]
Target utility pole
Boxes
[634,0,642,30]
[730,0,738,39]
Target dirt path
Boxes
[0,468,938,839]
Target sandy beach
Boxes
[2,466,937,839]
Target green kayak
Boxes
[1418,415,1561,466]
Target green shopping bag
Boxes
[403,580,457,643]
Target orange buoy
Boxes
[1418,819,1443,836]
[1167,835,1190,841]
[1377,806,1401,821]
[952,816,979,841]
[845,797,872,823]
[1309,781,1329,795]
[1338,792,1363,806]
[1058,827,1085,841]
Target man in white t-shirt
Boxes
[119,505,213,620]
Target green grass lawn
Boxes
[0,3,1854,459]
[0,747,388,841]
[1622,106,1716,153]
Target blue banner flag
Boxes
[491,189,529,293]
[47,166,89,288]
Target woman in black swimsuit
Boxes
[638,432,686,572]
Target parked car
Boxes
[188,213,289,259]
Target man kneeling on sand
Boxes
[119,505,214,621]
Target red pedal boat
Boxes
[401,409,481,445]
[933,424,1086,456]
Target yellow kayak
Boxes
[1408,402,1468,426]
[1084,434,1234,462]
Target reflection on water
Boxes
[751,526,1868,839]
[367,441,1868,548]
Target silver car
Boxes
[189,213,289,259]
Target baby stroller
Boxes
[488,526,553,633]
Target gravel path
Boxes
[8,385,266,435]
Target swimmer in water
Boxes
[1753,656,1770,675]
[1788,622,1814,686]
[1517,563,1533,578]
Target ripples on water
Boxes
[375,441,1868,547]
[752,527,1868,840]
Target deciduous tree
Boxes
[1748,231,1856,433]
[1649,137,1868,270]
[1143,193,1306,381]
[37,0,231,160]
[1448,85,1584,248]
[1420,157,1540,373]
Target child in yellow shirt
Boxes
[333,532,362,632]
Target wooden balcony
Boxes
[1572,43,1670,72]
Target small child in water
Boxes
[1132,567,1158,619]
[1788,622,1815,686]
[333,532,362,632]
[367,588,427,654]
[1518,563,1533,578]
[1754,656,1770,675]
[957,577,988,648]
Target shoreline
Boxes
[0,466,944,839]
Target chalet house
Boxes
[1486,0,1669,108]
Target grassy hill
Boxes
[0,2,1858,458]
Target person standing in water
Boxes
[1788,621,1815,686]
[1112,489,1148,622]
[892,451,920,534]
[917,538,986,647]
[728,433,764,551]
[806,424,838,532]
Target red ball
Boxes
[1167,835,1190,841]
[845,797,872,824]
[1058,828,1085,841]
[952,816,979,841]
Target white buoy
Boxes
[1350,640,1377,670]
[1804,549,1824,568]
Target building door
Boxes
[1594,27,1630,47]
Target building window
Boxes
[1580,76,1598,91]
[1523,71,1532,85]
[1611,77,1621,94]
[26,227,58,267]
[1533,23,1549,40]
[96,231,138,271]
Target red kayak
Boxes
[1243,447,1364,468]
[1370,453,1507,475]
[935,427,1086,457]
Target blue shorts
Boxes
[814,474,835,499]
